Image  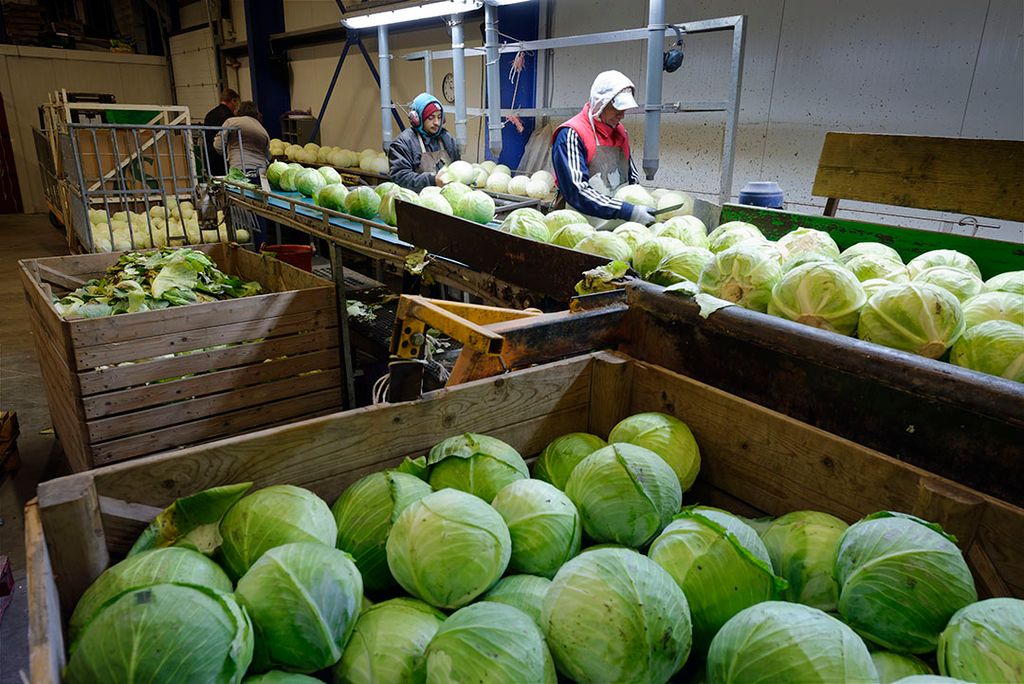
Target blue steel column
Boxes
[244,0,289,139]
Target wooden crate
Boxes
[19,243,342,471]
[26,352,1023,683]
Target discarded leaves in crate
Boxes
[53,248,263,319]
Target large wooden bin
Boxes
[19,243,343,471]
[26,352,1022,682]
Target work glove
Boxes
[629,204,656,226]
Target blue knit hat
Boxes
[410,92,444,138]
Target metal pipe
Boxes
[720,15,746,205]
[450,15,468,154]
[642,0,666,181]
[378,25,394,150]
[483,1,503,158]
[424,52,433,91]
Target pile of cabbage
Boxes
[435,161,557,202]
[270,139,390,175]
[265,162,496,226]
[64,411,1022,684]
[86,201,246,252]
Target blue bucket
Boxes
[738,181,784,209]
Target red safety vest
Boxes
[553,103,632,167]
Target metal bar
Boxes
[720,15,746,205]
[450,15,468,154]
[465,102,731,118]
[310,37,352,146]
[330,242,357,409]
[130,127,156,247]
[378,25,394,150]
[643,0,666,181]
[424,51,433,91]
[355,32,406,133]
[483,1,503,158]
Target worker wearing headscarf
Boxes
[551,70,653,230]
[389,92,461,191]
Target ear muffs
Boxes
[663,26,685,73]
[408,108,420,127]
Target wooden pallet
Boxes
[19,243,343,471]
[25,351,1023,683]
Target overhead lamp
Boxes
[483,0,535,4]
[342,1,482,29]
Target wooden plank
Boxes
[77,329,338,395]
[88,388,344,465]
[973,500,1024,597]
[67,287,333,347]
[587,351,634,438]
[35,262,87,290]
[36,476,109,615]
[20,262,74,361]
[73,308,337,369]
[88,355,595,506]
[87,368,343,442]
[81,349,340,419]
[812,132,1024,222]
[25,500,64,684]
[720,204,1024,280]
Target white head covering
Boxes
[589,70,639,119]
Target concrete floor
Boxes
[0,214,71,684]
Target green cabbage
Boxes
[574,232,633,261]
[857,283,965,358]
[544,209,587,237]
[631,237,687,279]
[481,575,552,626]
[706,221,765,253]
[550,223,595,248]
[266,161,289,187]
[845,254,911,283]
[295,168,326,198]
[453,189,496,224]
[840,242,903,265]
[985,270,1024,295]
[440,181,472,207]
[491,479,581,578]
[379,186,419,226]
[913,266,986,302]
[937,598,1024,683]
[649,246,714,286]
[872,652,934,683]
[532,432,607,489]
[657,216,709,248]
[417,192,453,215]
[760,510,848,611]
[317,166,342,185]
[332,598,444,684]
[961,291,1024,327]
[949,320,1024,382]
[344,186,382,219]
[613,183,655,208]
[608,411,701,491]
[768,261,867,335]
[907,250,981,279]
[612,222,653,251]
[699,242,783,312]
[403,432,529,503]
[500,209,550,241]
[316,183,348,211]
[775,227,841,261]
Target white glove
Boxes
[629,204,656,225]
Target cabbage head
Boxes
[486,172,512,193]
[631,237,687,279]
[565,443,682,547]
[544,209,587,237]
[500,208,550,241]
[913,266,986,302]
[937,597,1024,683]
[454,189,495,224]
[219,484,337,579]
[445,160,476,184]
[835,511,977,653]
[440,180,471,206]
[69,547,232,643]
[706,602,877,684]
[266,161,289,187]
[760,510,848,611]
[331,470,432,591]
[295,168,326,198]
[332,598,444,684]
[612,222,653,251]
[417,192,453,216]
[649,246,714,286]
[574,232,633,261]
[542,547,692,684]
[65,583,253,684]
[613,183,655,208]
[845,254,911,283]
[481,575,551,626]
[236,542,362,672]
[244,671,321,683]
[840,241,903,265]
[656,191,695,219]
[891,676,970,683]
[532,432,607,489]
[961,291,1024,328]
[872,652,934,683]
[317,166,342,185]
[949,320,1024,382]
[649,507,783,652]
[491,479,581,578]
[508,175,531,195]
[657,215,709,248]
[378,186,419,226]
[316,183,348,211]
[862,278,896,298]
[907,249,981,279]
[706,221,765,253]
[404,432,529,502]
[422,602,556,684]
[985,270,1024,295]
[550,223,595,248]
[344,185,382,219]
[386,488,511,609]
[857,283,965,358]
[699,242,783,312]
[608,411,701,491]
[278,167,301,192]
[768,261,867,335]
[775,227,841,261]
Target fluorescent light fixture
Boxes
[485,0,534,4]
[342,1,482,29]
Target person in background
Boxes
[389,92,460,191]
[204,88,240,176]
[551,70,653,230]
[213,100,270,180]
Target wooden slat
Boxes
[82,349,340,419]
[25,500,63,684]
[87,368,343,442]
[73,308,337,369]
[19,262,73,361]
[973,500,1024,597]
[67,287,333,347]
[812,132,1024,221]
[587,351,634,437]
[88,388,344,465]
[77,328,338,395]
[88,355,594,505]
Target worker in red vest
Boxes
[551,70,654,230]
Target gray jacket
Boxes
[387,127,459,192]
[213,115,270,173]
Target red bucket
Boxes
[261,244,314,272]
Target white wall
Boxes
[170,28,220,119]
[0,46,173,214]
[546,0,1024,240]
